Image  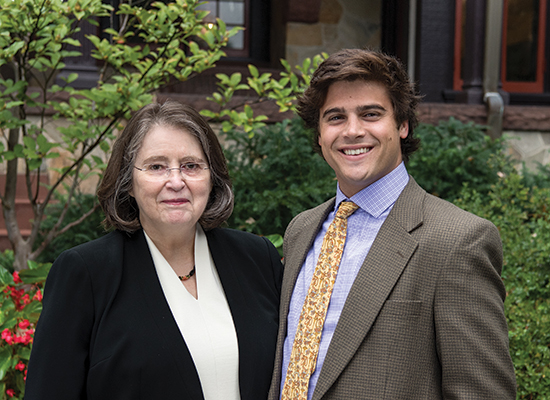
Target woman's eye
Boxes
[182,163,199,171]
[148,164,167,171]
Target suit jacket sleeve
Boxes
[434,216,516,398]
[25,248,96,399]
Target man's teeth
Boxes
[343,148,370,155]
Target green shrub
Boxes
[35,194,106,264]
[520,161,550,190]
[456,173,550,398]
[408,117,514,202]
[225,118,336,238]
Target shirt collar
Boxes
[335,162,409,218]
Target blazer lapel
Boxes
[204,230,252,394]
[312,178,425,400]
[126,231,204,400]
[269,199,335,398]
[206,228,272,400]
[280,198,336,317]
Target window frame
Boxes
[501,0,547,93]
[201,0,251,59]
[453,0,548,94]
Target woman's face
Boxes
[130,124,212,236]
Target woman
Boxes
[25,102,283,400]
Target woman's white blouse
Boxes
[144,226,240,400]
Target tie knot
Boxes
[335,201,359,220]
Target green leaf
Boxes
[66,73,79,83]
[0,266,14,285]
[200,110,217,118]
[19,263,52,284]
[99,140,110,153]
[248,64,259,78]
[229,73,242,87]
[22,300,42,315]
[265,234,283,249]
[18,347,32,361]
[244,105,253,119]
[0,347,12,381]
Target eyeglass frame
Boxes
[133,161,210,180]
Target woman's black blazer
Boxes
[25,228,283,400]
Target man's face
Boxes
[318,80,409,197]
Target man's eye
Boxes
[364,113,379,118]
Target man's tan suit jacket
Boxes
[269,177,516,400]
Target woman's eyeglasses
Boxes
[134,162,210,181]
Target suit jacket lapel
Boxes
[204,230,252,395]
[312,178,425,400]
[126,231,204,400]
[205,229,264,400]
[279,198,336,334]
[269,199,335,398]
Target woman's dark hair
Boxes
[97,101,233,232]
[297,48,422,162]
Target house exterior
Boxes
[179,0,550,169]
[29,0,550,169]
[2,0,549,249]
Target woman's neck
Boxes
[143,224,196,269]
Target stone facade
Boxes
[418,103,550,170]
[285,0,381,68]
[283,0,550,170]
[505,131,550,172]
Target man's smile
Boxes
[342,147,372,156]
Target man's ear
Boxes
[399,121,409,139]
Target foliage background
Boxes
[225,118,335,237]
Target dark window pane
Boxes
[505,0,539,82]
[196,2,218,22]
[227,29,244,49]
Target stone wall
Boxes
[505,131,550,171]
[285,0,381,68]
[418,103,550,170]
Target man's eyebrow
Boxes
[321,107,345,119]
[321,104,387,119]
[357,104,387,113]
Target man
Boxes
[268,49,516,400]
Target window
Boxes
[501,0,547,92]
[197,0,250,58]
[453,0,547,93]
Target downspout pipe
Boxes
[483,0,505,139]
[484,92,504,140]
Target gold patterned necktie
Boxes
[281,201,359,400]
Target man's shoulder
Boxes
[402,178,497,230]
[287,197,336,233]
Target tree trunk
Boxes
[2,127,29,271]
